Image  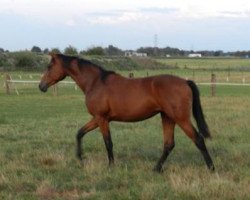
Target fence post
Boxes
[53,84,58,96]
[5,74,11,95]
[192,68,195,81]
[128,72,134,78]
[211,73,216,97]
[228,67,231,76]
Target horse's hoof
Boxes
[108,160,115,168]
[76,160,83,166]
[209,164,215,172]
[153,166,163,173]
[76,158,84,167]
[109,163,114,167]
[76,152,82,159]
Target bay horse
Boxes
[39,53,214,172]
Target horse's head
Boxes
[39,53,67,92]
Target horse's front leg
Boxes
[76,118,98,161]
[98,118,114,165]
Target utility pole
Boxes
[154,34,158,56]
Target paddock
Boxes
[0,69,250,199]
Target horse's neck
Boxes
[67,65,100,94]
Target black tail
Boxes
[187,80,211,138]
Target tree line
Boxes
[23,45,123,56]
[0,45,165,71]
[1,45,250,57]
[1,45,250,71]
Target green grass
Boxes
[156,57,250,70]
[0,65,250,199]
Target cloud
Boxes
[87,11,145,25]
[65,19,77,26]
[140,7,179,14]
[217,11,248,18]
[1,0,250,26]
[181,0,250,19]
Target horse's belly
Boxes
[109,102,160,122]
[110,112,159,122]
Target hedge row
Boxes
[0,52,171,71]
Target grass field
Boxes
[0,62,250,199]
[156,57,250,70]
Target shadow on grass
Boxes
[115,143,233,172]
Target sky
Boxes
[1,0,250,51]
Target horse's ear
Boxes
[49,52,59,63]
[48,52,59,64]
[49,52,56,58]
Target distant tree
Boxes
[179,50,185,56]
[137,47,155,56]
[64,45,78,56]
[105,45,123,56]
[14,51,36,69]
[43,48,49,54]
[0,53,8,67]
[196,51,213,57]
[79,50,86,55]
[214,50,223,57]
[50,48,61,54]
[234,50,250,57]
[85,46,105,56]
[31,46,42,53]
[0,48,4,53]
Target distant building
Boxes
[188,53,202,58]
[166,54,171,58]
[125,51,147,57]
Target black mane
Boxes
[57,54,115,81]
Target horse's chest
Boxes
[85,94,108,116]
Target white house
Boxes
[188,53,202,58]
[125,51,147,57]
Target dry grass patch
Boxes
[36,180,96,200]
[168,166,250,200]
[39,153,65,168]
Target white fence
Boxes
[4,74,77,95]
[3,73,250,96]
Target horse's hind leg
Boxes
[154,113,175,172]
[98,118,114,165]
[178,120,215,171]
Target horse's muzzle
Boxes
[39,81,48,92]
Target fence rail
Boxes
[4,75,77,95]
[197,82,250,86]
[6,80,75,84]
[6,80,250,86]
[3,73,250,96]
